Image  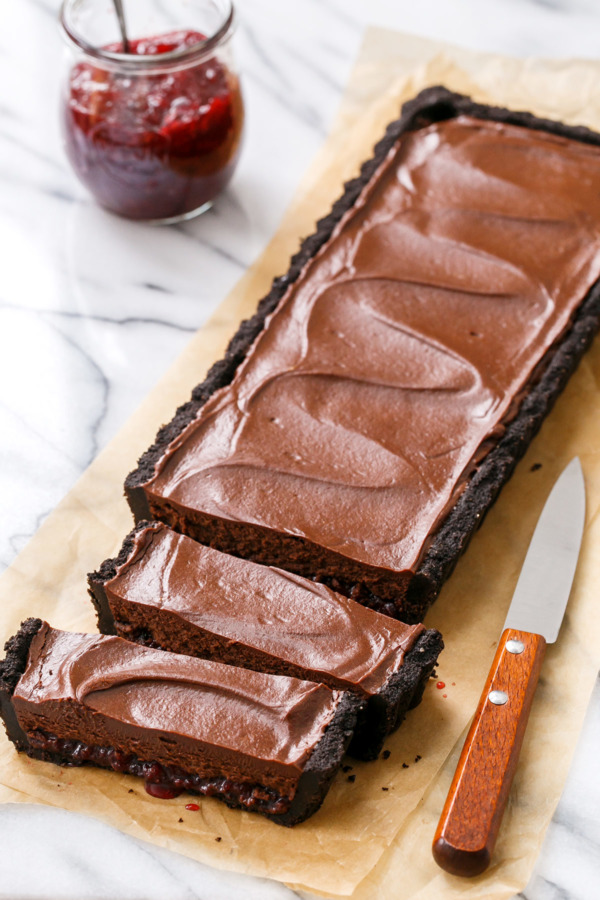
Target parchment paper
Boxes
[2,28,600,899]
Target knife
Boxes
[432,457,586,878]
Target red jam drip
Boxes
[185,802,200,811]
[436,682,446,690]
[63,30,244,220]
[145,782,181,800]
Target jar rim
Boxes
[59,0,235,69]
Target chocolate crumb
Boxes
[347,774,356,783]
[342,764,353,772]
[215,837,222,842]
[530,462,543,472]
[415,755,422,763]
[382,750,391,760]
[382,787,389,791]
[178,818,183,823]
[128,789,134,794]
[402,763,409,769]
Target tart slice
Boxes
[89,522,444,760]
[0,619,360,826]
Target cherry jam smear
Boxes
[64,30,243,220]
[27,729,289,815]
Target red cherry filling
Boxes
[26,730,290,814]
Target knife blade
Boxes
[432,457,586,878]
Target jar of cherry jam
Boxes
[59,0,244,222]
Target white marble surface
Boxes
[2,0,600,897]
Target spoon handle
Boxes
[112,0,130,53]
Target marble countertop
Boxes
[2,1,600,897]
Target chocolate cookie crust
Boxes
[0,617,43,750]
[126,86,600,622]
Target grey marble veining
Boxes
[0,805,302,900]
[1,1,600,897]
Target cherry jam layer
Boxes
[27,729,290,815]
[63,30,244,220]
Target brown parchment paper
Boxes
[2,27,600,899]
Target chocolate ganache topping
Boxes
[104,524,424,695]
[12,624,340,785]
[145,115,600,576]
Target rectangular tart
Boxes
[88,521,444,760]
[0,619,360,826]
[126,86,600,623]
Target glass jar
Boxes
[59,0,244,223]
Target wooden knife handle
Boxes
[432,628,546,878]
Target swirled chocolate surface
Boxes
[104,524,424,695]
[12,624,339,787]
[146,115,600,576]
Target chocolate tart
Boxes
[0,619,361,826]
[88,521,443,760]
[126,86,600,623]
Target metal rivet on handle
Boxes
[489,690,508,706]
[506,640,525,654]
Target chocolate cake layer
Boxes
[0,619,360,825]
[89,522,443,760]
[126,87,600,622]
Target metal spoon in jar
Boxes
[112,0,130,53]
